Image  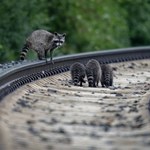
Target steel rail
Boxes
[0,46,150,101]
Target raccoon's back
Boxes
[86,59,101,79]
[101,64,113,86]
[70,62,85,78]
[26,29,54,46]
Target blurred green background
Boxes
[0,0,150,63]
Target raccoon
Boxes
[20,29,66,63]
[86,59,102,87]
[101,64,113,87]
[70,62,86,86]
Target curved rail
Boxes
[0,46,150,101]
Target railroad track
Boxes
[0,46,150,101]
[0,47,150,150]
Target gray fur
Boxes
[20,29,66,63]
[101,64,113,87]
[86,59,102,87]
[70,62,86,86]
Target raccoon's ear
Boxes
[54,32,58,36]
[62,33,66,37]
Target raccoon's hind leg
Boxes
[79,81,82,86]
[96,80,99,87]
[101,81,105,87]
[110,77,113,86]
[93,78,96,87]
[80,77,85,86]
[37,50,45,60]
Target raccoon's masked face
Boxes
[52,32,66,47]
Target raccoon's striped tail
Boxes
[20,43,29,60]
[105,75,110,87]
[103,73,112,87]
[87,75,94,87]
[73,75,79,86]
